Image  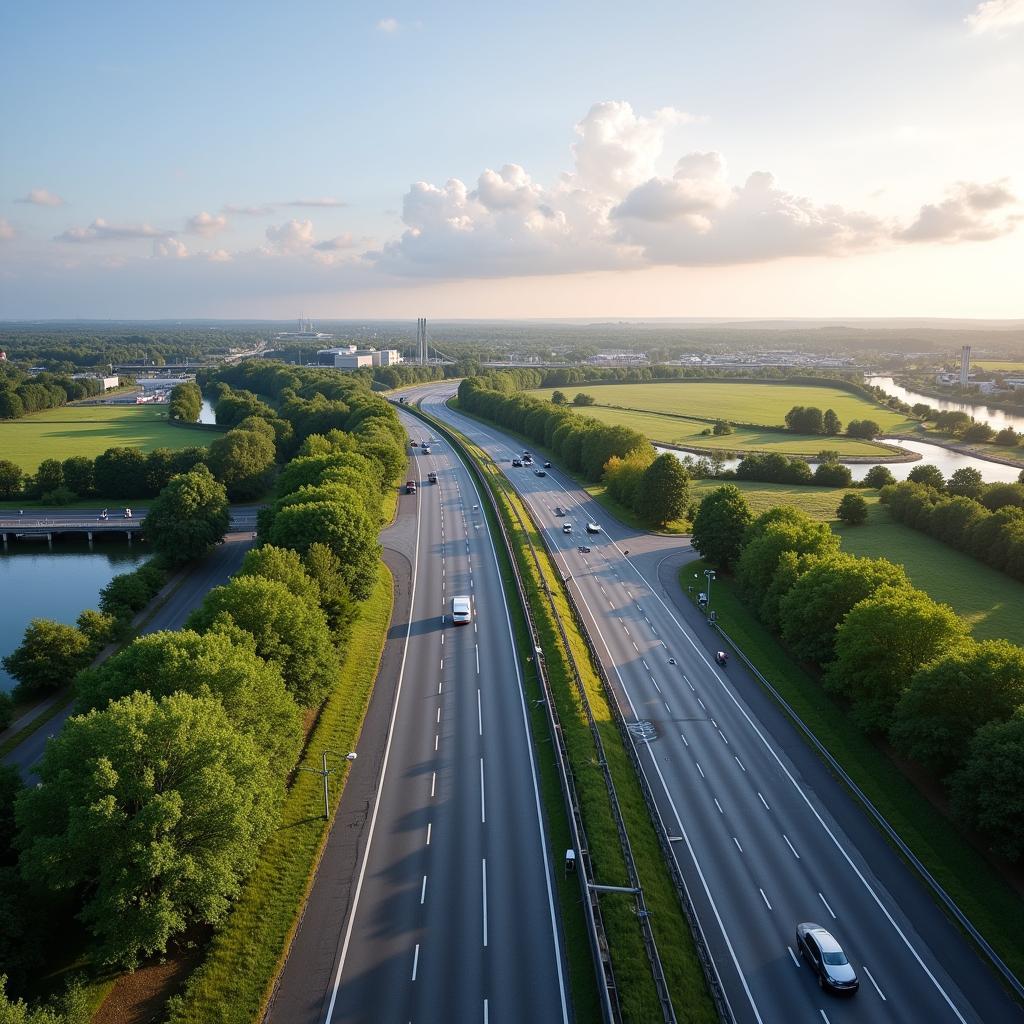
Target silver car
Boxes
[796,923,859,994]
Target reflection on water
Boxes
[0,541,149,693]
[199,398,217,424]
[866,377,1024,434]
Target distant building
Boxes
[275,316,334,341]
[72,373,119,391]
[317,346,402,368]
[959,345,971,387]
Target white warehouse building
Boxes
[316,345,403,369]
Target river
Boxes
[0,542,148,693]
[199,397,217,424]
[866,376,1024,434]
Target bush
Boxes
[863,464,895,489]
[38,486,79,506]
[837,492,868,524]
[1,620,92,699]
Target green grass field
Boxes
[691,479,879,520]
[528,381,917,433]
[836,510,1024,646]
[547,403,890,456]
[0,406,223,472]
[972,359,1024,372]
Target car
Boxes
[544,461,552,468]
[577,544,591,554]
[512,458,523,467]
[562,523,573,533]
[586,523,602,534]
[123,508,133,518]
[554,506,566,516]
[406,480,417,494]
[427,471,437,483]
[523,457,534,465]
[422,446,432,454]
[523,450,531,456]
[535,469,547,477]
[796,923,859,994]
[451,595,472,625]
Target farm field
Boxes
[528,382,917,433]
[546,403,889,456]
[0,405,223,472]
[972,360,1024,372]
[690,478,879,520]
[835,512,1024,646]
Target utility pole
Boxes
[297,750,358,818]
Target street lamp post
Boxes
[704,568,716,615]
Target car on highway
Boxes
[512,458,523,467]
[123,508,133,518]
[796,923,859,994]
[586,522,602,534]
[562,523,573,533]
[544,461,551,468]
[535,469,547,477]
[554,506,566,516]
[422,446,432,454]
[406,480,417,494]
[451,595,472,625]
[427,471,437,484]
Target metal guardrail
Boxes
[711,620,1024,1004]
[405,403,621,1023]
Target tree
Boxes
[979,482,1024,512]
[824,585,970,731]
[847,419,881,439]
[950,710,1024,861]
[144,448,179,494]
[267,494,380,600]
[0,460,23,499]
[890,640,1024,776]
[74,628,302,774]
[33,459,64,497]
[993,427,1019,447]
[573,392,595,406]
[61,456,95,498]
[551,390,567,405]
[187,575,340,706]
[962,421,995,443]
[2,619,92,698]
[785,406,825,434]
[75,608,118,653]
[207,427,277,500]
[712,419,734,436]
[16,691,280,968]
[239,544,321,604]
[814,461,853,487]
[144,466,230,565]
[946,466,984,499]
[836,493,869,525]
[93,447,149,498]
[169,381,202,422]
[779,554,908,664]
[863,465,895,489]
[0,975,90,1024]
[823,409,842,435]
[690,485,754,569]
[907,463,945,490]
[635,453,690,527]
[303,543,358,640]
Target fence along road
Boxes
[412,380,1023,1024]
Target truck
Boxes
[406,480,417,494]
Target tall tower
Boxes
[416,317,428,365]
[960,345,971,387]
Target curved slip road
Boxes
[268,409,569,1024]
[413,380,1023,1024]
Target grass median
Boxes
[442,417,716,1023]
[688,559,1024,984]
[163,564,393,1024]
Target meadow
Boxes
[0,405,222,472]
[689,478,879,520]
[972,360,1024,372]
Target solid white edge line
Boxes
[321,431,424,1024]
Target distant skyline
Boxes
[2,0,1022,318]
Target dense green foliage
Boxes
[836,492,869,524]
[0,364,103,421]
[690,484,754,569]
[145,465,230,564]
[1,619,92,699]
[169,381,203,422]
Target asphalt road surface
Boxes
[268,412,569,1024]
[409,381,1023,1024]
[3,530,255,780]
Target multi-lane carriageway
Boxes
[407,381,1024,1024]
[271,407,569,1024]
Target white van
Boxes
[451,595,472,625]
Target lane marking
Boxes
[426,822,431,845]
[434,733,439,751]
[758,792,770,811]
[431,772,436,798]
[411,943,420,981]
[819,891,836,919]
[680,731,689,747]
[783,834,800,860]
[477,689,483,735]
[714,798,724,815]
[696,762,705,779]
[480,757,486,823]
[664,701,672,715]
[733,837,744,854]
[788,946,800,967]
[863,966,886,1001]
[652,677,662,694]
[735,755,747,773]
[759,888,772,911]
[475,644,480,675]
[420,875,427,905]
[482,858,489,948]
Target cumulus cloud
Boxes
[56,219,169,243]
[152,238,189,259]
[283,197,346,208]
[376,17,399,32]
[899,180,1019,242]
[265,218,315,253]
[186,211,228,236]
[222,203,276,215]
[966,0,1024,34]
[0,218,15,241]
[312,233,356,251]
[205,249,233,262]
[17,188,65,207]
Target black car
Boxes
[535,469,547,477]
[796,923,859,994]
[544,461,552,468]
[512,458,523,467]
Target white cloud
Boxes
[283,197,346,208]
[222,203,276,215]
[377,16,399,32]
[899,180,1019,241]
[16,188,65,207]
[205,249,233,262]
[152,238,189,259]
[0,218,15,241]
[966,0,1024,34]
[186,211,228,237]
[313,233,356,251]
[56,219,169,243]
[265,218,315,253]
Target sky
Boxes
[1,0,1022,320]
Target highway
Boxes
[3,530,255,779]
[411,381,1023,1024]
[269,410,569,1024]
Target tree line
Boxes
[0,365,403,1004]
[0,365,104,420]
[458,374,691,527]
[692,486,1024,863]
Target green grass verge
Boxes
[691,478,881,521]
[0,405,224,472]
[534,403,893,457]
[686,561,1024,982]
[836,508,1024,646]
[448,425,716,1023]
[163,565,393,1024]
[527,382,917,433]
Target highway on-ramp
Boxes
[412,380,1023,1024]
[268,410,569,1024]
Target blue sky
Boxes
[2,0,1022,318]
